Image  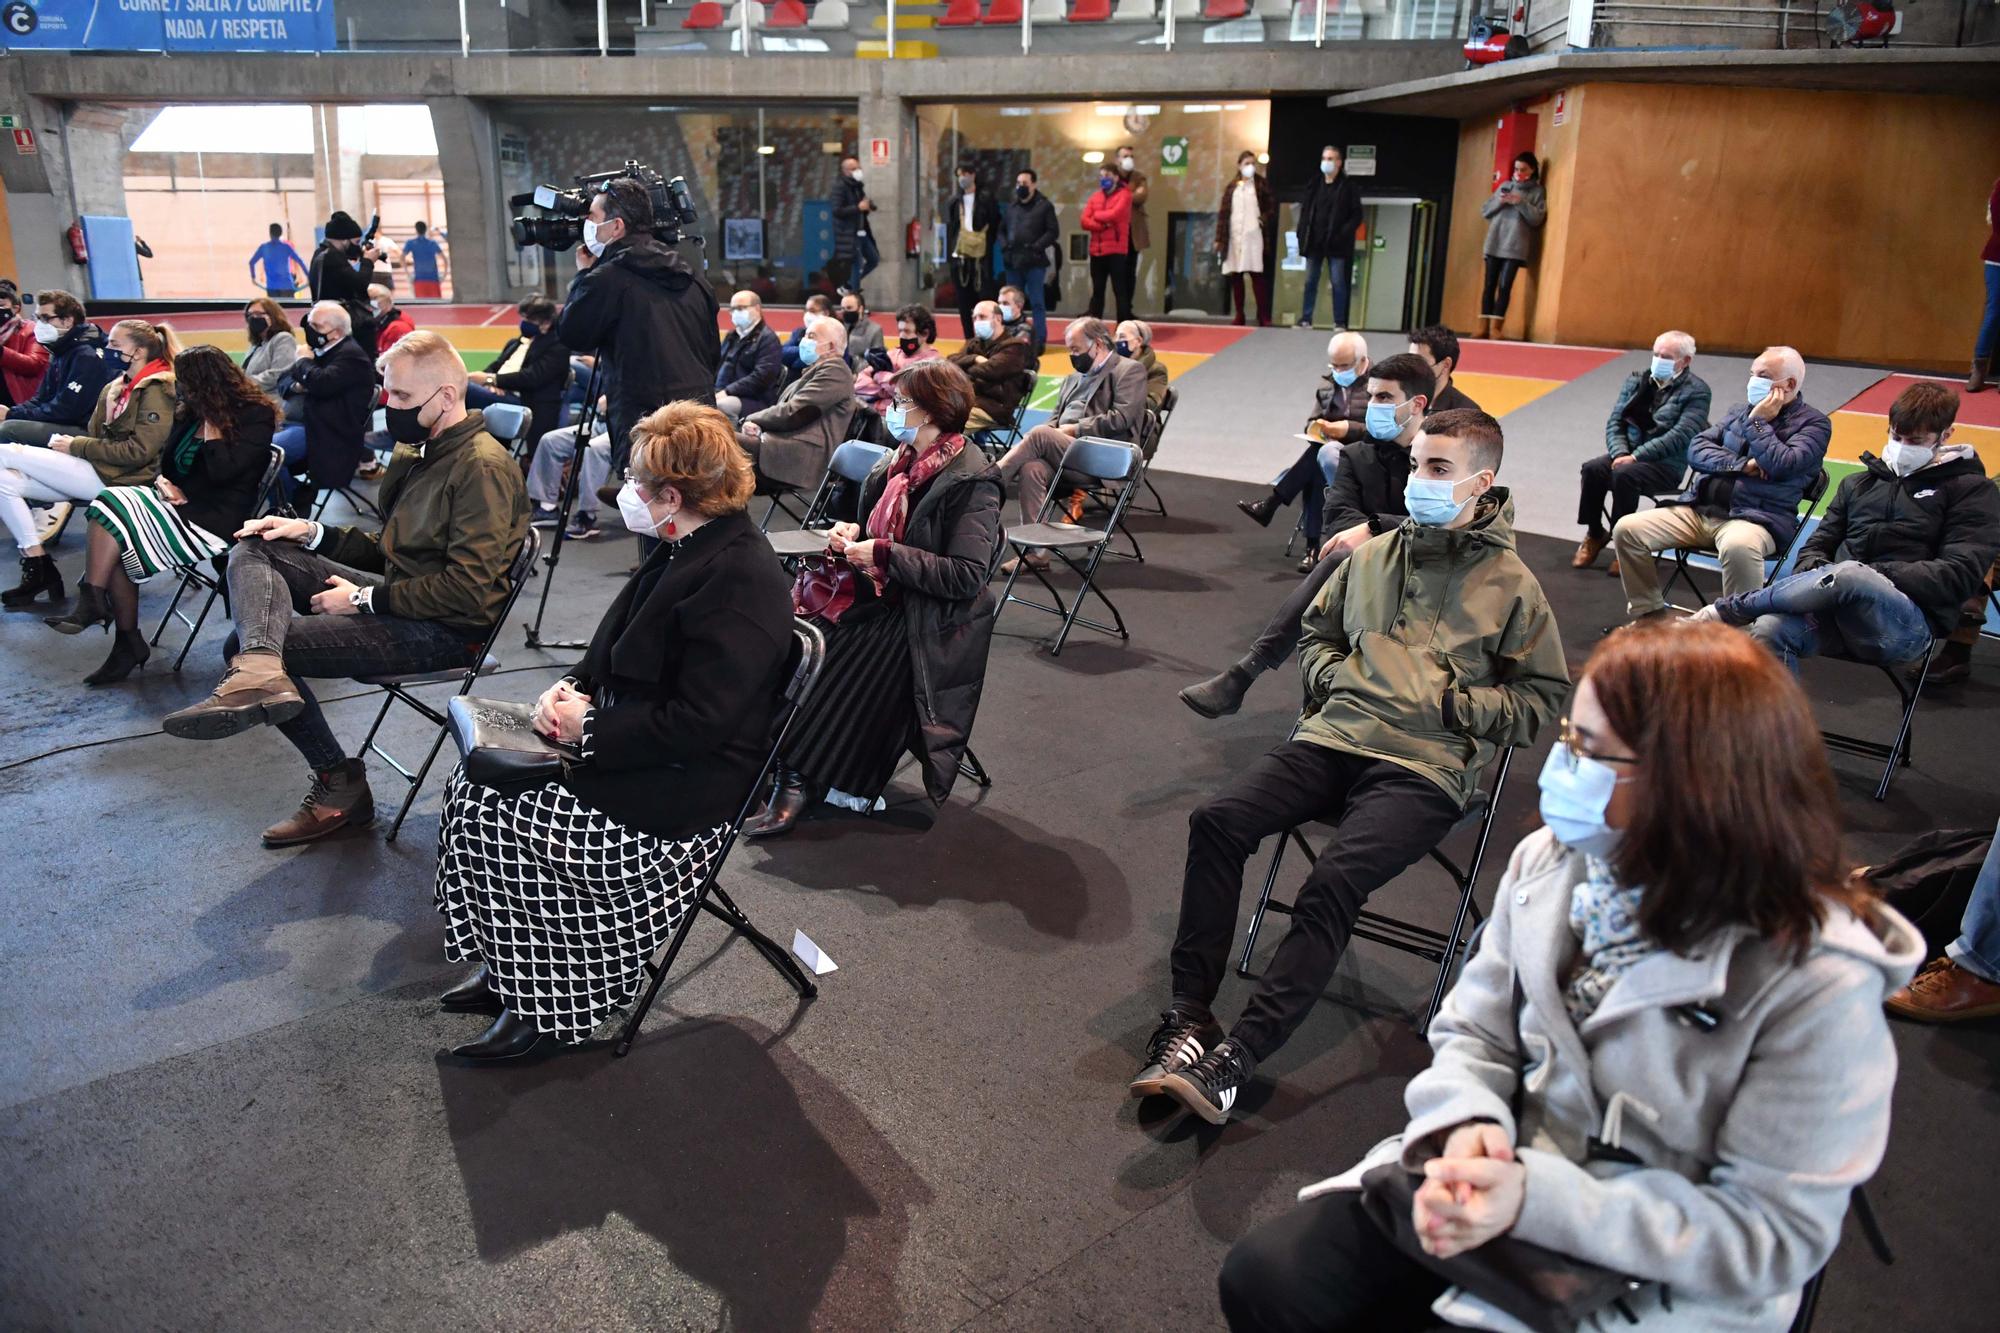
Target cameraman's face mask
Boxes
[583,215,622,258]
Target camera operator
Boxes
[308,211,381,352]
[556,177,720,485]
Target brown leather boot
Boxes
[1572,534,1606,568]
[162,650,306,740]
[1885,958,2000,1023]
[1970,356,1991,394]
[263,759,375,847]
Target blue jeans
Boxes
[852,232,880,290]
[1948,819,2000,983]
[1318,441,1342,490]
[1719,560,1932,675]
[1299,255,1352,327]
[1978,261,2000,361]
[1006,264,1049,350]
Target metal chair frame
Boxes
[149,446,288,672]
[1820,634,1934,802]
[765,440,894,560]
[1789,1185,1893,1332]
[1236,747,1516,1033]
[1661,469,1831,609]
[996,438,1144,656]
[970,385,1034,461]
[1127,384,1176,518]
[615,619,830,1056]
[354,530,540,842]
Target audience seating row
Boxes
[691,0,1340,29]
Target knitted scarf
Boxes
[1563,856,1657,1024]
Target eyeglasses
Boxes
[1556,717,1639,770]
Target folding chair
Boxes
[765,440,892,560]
[480,402,533,464]
[614,619,829,1057]
[1820,634,1934,802]
[1236,747,1517,1033]
[150,445,288,672]
[969,386,1033,460]
[1789,1184,1893,1332]
[353,530,540,842]
[309,481,383,525]
[996,438,1143,655]
[1598,463,1690,536]
[1662,469,1831,609]
[1128,384,1175,518]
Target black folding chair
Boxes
[150,445,288,672]
[354,530,540,842]
[758,420,875,535]
[970,384,1034,461]
[996,438,1144,656]
[1789,1184,1893,1332]
[1662,469,1831,609]
[615,618,829,1057]
[1236,747,1517,1033]
[765,440,894,561]
[1598,463,1691,535]
[1820,635,1934,802]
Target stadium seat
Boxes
[939,0,983,22]
[982,0,1022,19]
[682,0,727,26]
[1070,0,1113,18]
[1109,0,1154,19]
[1202,0,1250,16]
[762,0,809,27]
[807,0,850,26]
[1029,0,1065,19]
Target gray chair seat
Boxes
[1006,521,1097,550]
[767,529,831,558]
[358,653,499,687]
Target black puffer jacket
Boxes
[558,236,719,453]
[1325,434,1411,536]
[857,442,1005,803]
[1796,451,2000,633]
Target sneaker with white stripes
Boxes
[1129,1006,1225,1099]
[1160,1037,1256,1125]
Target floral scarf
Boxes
[1562,856,1657,1024]
[859,431,966,594]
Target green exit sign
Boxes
[0,115,21,131]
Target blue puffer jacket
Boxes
[8,321,115,428]
[1677,397,1831,549]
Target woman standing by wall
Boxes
[1478,151,1546,340]
[1217,150,1276,328]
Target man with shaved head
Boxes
[1235,330,1371,564]
[1612,344,1830,622]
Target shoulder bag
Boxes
[446,696,579,796]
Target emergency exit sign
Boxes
[0,114,20,129]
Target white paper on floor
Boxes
[792,929,838,976]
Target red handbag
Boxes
[791,555,857,623]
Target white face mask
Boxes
[617,480,669,535]
[1239,162,1257,179]
[582,218,608,257]
[1117,155,1134,171]
[1881,436,1935,477]
[32,319,62,345]
[849,168,864,183]
[1320,159,1338,176]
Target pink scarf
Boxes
[861,432,965,592]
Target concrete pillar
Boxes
[426,96,508,303]
[60,105,134,218]
[855,86,910,309]
[0,62,86,296]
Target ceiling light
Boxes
[1082,150,1105,164]
[756,145,775,155]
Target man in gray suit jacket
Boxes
[997,316,1148,532]
[738,314,856,493]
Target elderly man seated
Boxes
[1612,344,1830,623]
[951,298,1038,434]
[1235,330,1371,566]
[1116,319,1169,413]
[163,332,529,848]
[737,312,855,498]
[994,317,1147,566]
[1573,329,1711,576]
[716,289,783,422]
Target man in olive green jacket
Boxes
[166,331,528,849]
[1135,409,1569,1126]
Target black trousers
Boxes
[952,255,987,340]
[1577,453,1683,538]
[1480,256,1524,319]
[1247,549,1347,673]
[1270,444,1329,549]
[1088,253,1135,323]
[1220,1190,1449,1333]
[1174,741,1463,1061]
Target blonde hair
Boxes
[629,401,756,518]
[376,328,466,390]
[111,318,183,364]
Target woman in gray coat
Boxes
[1478,151,1546,340]
[240,296,299,394]
[1220,622,1921,1333]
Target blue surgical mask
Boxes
[885,403,921,445]
[1403,472,1484,527]
[730,308,755,333]
[973,319,996,341]
[518,319,539,339]
[1536,744,1627,859]
[1000,304,1019,324]
[1320,159,1337,176]
[1364,400,1405,441]
[798,337,819,366]
[1099,177,1116,196]
[1649,355,1675,383]
[1745,375,1773,407]
[1331,366,1359,388]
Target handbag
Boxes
[1358,974,1643,1333]
[446,695,579,796]
[953,226,988,261]
[791,554,857,623]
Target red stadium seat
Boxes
[1070,0,1112,17]
[682,0,727,27]
[765,0,809,26]
[939,0,983,22]
[1202,0,1249,15]
[983,0,1023,21]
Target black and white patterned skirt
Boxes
[433,767,728,1044]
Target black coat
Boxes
[831,174,874,262]
[856,443,1005,802]
[558,236,720,450]
[161,402,279,540]
[1002,193,1061,272]
[484,329,572,450]
[716,323,784,417]
[1796,452,2000,633]
[1326,435,1411,536]
[291,335,376,490]
[1297,172,1363,261]
[563,509,797,840]
[307,243,378,350]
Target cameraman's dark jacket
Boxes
[558,235,719,455]
[308,243,378,351]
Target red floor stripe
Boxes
[1455,340,1623,382]
[1833,371,2000,428]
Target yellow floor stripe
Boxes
[1830,410,2000,474]
[1454,372,1564,419]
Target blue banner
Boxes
[0,1,336,53]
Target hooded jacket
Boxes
[1297,492,1569,807]
[67,365,178,487]
[1796,448,2000,633]
[557,235,720,449]
[1080,182,1132,258]
[1480,179,1547,262]
[8,320,114,428]
[1307,829,1922,1332]
[1679,397,1832,549]
[1604,367,1712,469]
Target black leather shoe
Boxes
[451,1009,557,1062]
[440,964,503,1015]
[1235,495,1279,528]
[742,766,809,839]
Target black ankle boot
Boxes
[2,554,64,608]
[451,1009,557,1062]
[45,582,111,635]
[1235,494,1280,528]
[440,964,503,1015]
[1178,657,1263,719]
[84,629,152,686]
[742,766,809,839]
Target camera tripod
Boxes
[522,356,607,652]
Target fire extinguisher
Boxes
[66,220,90,265]
[906,216,922,258]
